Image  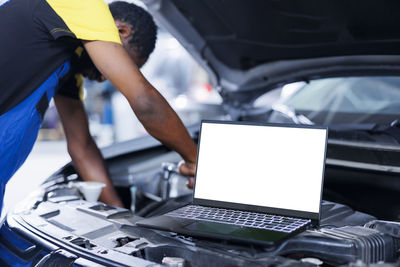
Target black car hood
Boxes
[143,0,400,97]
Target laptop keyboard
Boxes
[166,205,311,233]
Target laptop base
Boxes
[136,212,309,246]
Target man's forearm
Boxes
[55,95,124,207]
[68,135,124,207]
[131,87,197,163]
[83,41,198,165]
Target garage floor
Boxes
[2,141,69,220]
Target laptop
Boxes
[137,120,328,246]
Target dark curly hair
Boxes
[109,1,157,60]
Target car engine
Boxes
[5,167,399,267]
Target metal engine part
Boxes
[271,225,398,265]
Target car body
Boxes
[1,0,400,266]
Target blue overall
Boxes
[0,61,71,214]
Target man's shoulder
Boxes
[44,0,122,44]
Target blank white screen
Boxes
[194,123,327,214]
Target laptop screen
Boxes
[193,121,327,215]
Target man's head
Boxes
[109,1,157,68]
[80,1,157,81]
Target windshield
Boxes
[277,77,400,125]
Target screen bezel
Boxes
[192,120,328,222]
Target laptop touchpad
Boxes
[184,221,238,235]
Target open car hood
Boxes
[142,0,400,99]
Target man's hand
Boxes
[178,160,196,176]
[178,161,196,189]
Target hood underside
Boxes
[143,0,400,93]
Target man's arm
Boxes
[54,95,124,207]
[83,41,197,173]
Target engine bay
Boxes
[3,134,399,266]
[7,158,400,267]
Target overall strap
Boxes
[35,60,71,119]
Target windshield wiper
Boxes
[329,120,400,144]
[272,104,314,125]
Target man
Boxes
[0,0,197,210]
